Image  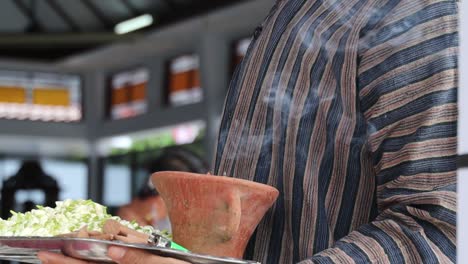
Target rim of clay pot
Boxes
[151,171,279,194]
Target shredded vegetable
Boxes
[0,199,162,237]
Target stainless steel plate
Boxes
[0,237,260,264]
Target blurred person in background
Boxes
[1,160,59,218]
[117,146,208,232]
[39,0,458,263]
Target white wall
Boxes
[459,1,467,263]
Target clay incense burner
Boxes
[151,171,279,258]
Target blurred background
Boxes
[0,0,465,261]
[0,0,270,216]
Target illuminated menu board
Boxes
[233,38,252,72]
[0,71,81,122]
[109,67,149,120]
[167,54,203,107]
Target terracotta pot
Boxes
[151,171,279,258]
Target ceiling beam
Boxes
[155,0,245,27]
[45,0,81,32]
[11,0,44,32]
[81,0,114,30]
[0,33,141,46]
[119,0,140,16]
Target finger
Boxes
[108,246,188,264]
[37,251,92,264]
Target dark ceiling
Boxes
[0,0,249,61]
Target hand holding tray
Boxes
[0,237,260,264]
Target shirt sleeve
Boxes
[301,1,458,263]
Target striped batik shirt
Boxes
[214,0,458,263]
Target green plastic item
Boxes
[169,241,189,252]
[152,233,189,252]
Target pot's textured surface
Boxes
[151,171,279,258]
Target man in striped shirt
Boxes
[38,0,457,263]
[213,0,457,263]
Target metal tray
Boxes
[0,237,260,264]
